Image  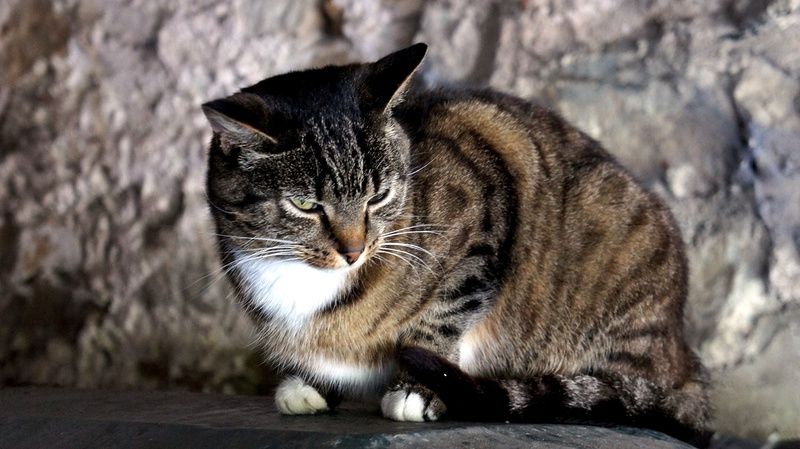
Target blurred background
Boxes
[0,0,798,442]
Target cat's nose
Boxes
[337,245,364,265]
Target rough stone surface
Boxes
[0,387,696,449]
[0,0,798,441]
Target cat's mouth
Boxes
[301,243,374,271]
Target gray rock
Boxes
[711,314,800,439]
[0,387,695,449]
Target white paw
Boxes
[275,377,329,415]
[381,389,440,422]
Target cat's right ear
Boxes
[202,93,276,155]
[362,43,428,113]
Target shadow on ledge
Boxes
[0,387,697,449]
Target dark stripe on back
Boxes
[606,351,655,372]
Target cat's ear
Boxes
[202,92,277,154]
[362,42,427,113]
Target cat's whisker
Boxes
[247,249,302,261]
[185,262,229,291]
[204,193,238,215]
[408,160,433,177]
[214,233,300,245]
[376,248,417,272]
[383,223,448,231]
[392,214,442,222]
[225,247,301,272]
[188,245,291,292]
[250,245,302,253]
[185,249,276,303]
[236,246,299,260]
[368,250,396,270]
[380,242,439,263]
[219,240,295,256]
[377,247,435,275]
[391,215,426,222]
[369,253,389,267]
[379,246,433,270]
[184,267,230,301]
[255,252,297,259]
[384,223,450,233]
[381,230,445,239]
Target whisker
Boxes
[379,246,432,270]
[381,230,445,239]
[219,247,300,274]
[408,160,433,177]
[204,193,238,215]
[384,223,450,233]
[230,248,298,264]
[188,241,305,297]
[256,252,297,259]
[187,246,284,292]
[370,253,389,266]
[377,249,416,272]
[380,242,438,260]
[214,233,300,245]
[185,255,253,301]
[378,247,435,275]
[392,214,440,220]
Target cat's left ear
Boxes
[362,43,427,113]
[202,92,277,155]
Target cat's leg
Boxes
[274,376,342,415]
[380,371,447,422]
[381,316,476,422]
[381,308,485,422]
[381,253,496,422]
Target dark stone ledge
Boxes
[0,387,695,449]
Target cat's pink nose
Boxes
[338,246,363,265]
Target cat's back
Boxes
[396,85,678,252]
[393,85,636,241]
[395,86,690,378]
[396,87,612,174]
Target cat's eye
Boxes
[289,197,322,213]
[368,190,390,206]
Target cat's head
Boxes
[203,43,427,270]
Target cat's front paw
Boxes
[381,385,446,422]
[275,377,329,415]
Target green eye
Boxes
[289,197,321,212]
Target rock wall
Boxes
[1,0,797,440]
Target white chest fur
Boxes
[234,254,351,329]
[233,254,394,394]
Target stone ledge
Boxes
[0,387,695,449]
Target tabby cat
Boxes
[202,43,709,441]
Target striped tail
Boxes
[398,347,710,446]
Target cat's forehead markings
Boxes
[305,115,370,199]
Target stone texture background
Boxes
[0,0,797,441]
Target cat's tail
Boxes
[398,347,711,446]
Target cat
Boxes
[202,43,710,442]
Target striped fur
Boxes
[202,43,710,441]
